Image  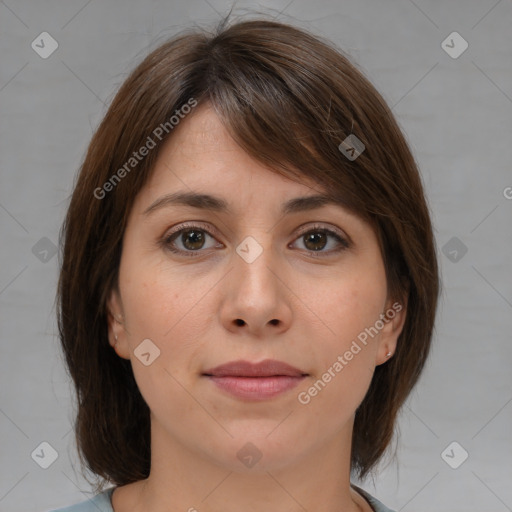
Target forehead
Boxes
[134,103,327,210]
[122,103,381,258]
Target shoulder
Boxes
[47,487,115,512]
[351,484,397,512]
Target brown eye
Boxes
[180,229,206,250]
[163,224,222,256]
[291,227,349,256]
[303,231,328,251]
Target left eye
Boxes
[162,225,348,257]
[290,228,349,254]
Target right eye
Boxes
[161,223,224,257]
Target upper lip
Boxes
[202,359,308,378]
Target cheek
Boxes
[119,272,206,421]
[299,272,386,398]
[119,260,213,384]
[312,274,386,347]
[121,252,205,340]
[297,281,382,416]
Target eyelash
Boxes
[160,222,350,258]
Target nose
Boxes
[219,239,293,337]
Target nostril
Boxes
[269,319,279,326]
[234,319,245,326]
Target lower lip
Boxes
[205,375,306,400]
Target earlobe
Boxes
[111,333,131,359]
[376,297,407,365]
[109,320,131,360]
[106,289,130,359]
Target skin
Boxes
[106,103,407,512]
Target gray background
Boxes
[1,1,511,511]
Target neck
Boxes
[133,414,364,512]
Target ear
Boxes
[106,287,131,360]
[375,295,407,366]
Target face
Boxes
[107,103,406,473]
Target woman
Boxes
[53,16,439,512]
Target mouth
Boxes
[202,359,308,401]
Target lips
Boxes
[202,359,307,378]
[202,359,308,401]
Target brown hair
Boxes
[57,15,439,488]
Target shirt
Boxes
[49,484,396,512]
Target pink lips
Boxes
[202,359,308,401]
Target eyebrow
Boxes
[142,191,347,217]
